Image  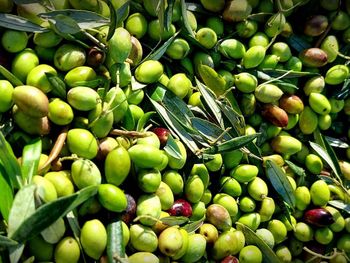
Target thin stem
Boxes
[109,129,149,138]
[38,127,68,174]
[81,30,107,51]
[210,127,232,145]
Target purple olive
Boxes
[167,199,192,217]
[303,208,334,227]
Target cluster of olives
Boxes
[2,0,350,263]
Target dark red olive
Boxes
[167,199,192,217]
[120,193,137,224]
[261,104,289,127]
[303,208,334,227]
[152,127,170,147]
[221,255,239,263]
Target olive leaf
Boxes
[10,186,98,242]
[145,31,180,61]
[121,106,135,131]
[7,184,36,238]
[0,164,13,222]
[39,9,109,29]
[0,13,48,33]
[48,14,82,35]
[286,34,312,53]
[196,77,224,128]
[334,78,350,100]
[20,137,42,185]
[198,64,227,97]
[180,0,195,38]
[181,217,204,233]
[216,100,245,137]
[107,220,126,263]
[185,2,212,15]
[261,69,319,78]
[190,117,232,143]
[66,211,87,263]
[106,0,130,41]
[149,97,200,155]
[13,0,39,4]
[165,0,175,31]
[46,73,67,99]
[0,132,22,189]
[0,65,24,87]
[160,216,189,226]
[236,222,282,263]
[309,140,342,182]
[204,133,260,155]
[0,235,18,248]
[325,136,349,148]
[164,134,182,160]
[328,200,350,214]
[136,111,155,132]
[9,244,25,263]
[265,160,296,208]
[285,160,306,186]
[41,218,66,244]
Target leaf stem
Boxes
[38,127,68,174]
[109,129,149,138]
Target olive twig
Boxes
[38,126,68,174]
[209,127,232,146]
[80,30,107,52]
[58,154,80,162]
[259,70,293,87]
[110,129,149,138]
[113,254,128,263]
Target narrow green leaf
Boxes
[107,220,126,263]
[162,87,194,130]
[334,78,350,100]
[121,106,135,131]
[165,0,175,31]
[198,64,227,97]
[204,134,259,154]
[325,136,349,148]
[164,134,182,160]
[131,76,148,91]
[261,69,318,78]
[49,14,81,35]
[180,0,195,37]
[216,100,246,136]
[146,31,180,61]
[41,218,66,244]
[39,9,109,29]
[236,222,282,263]
[309,141,342,180]
[69,77,105,88]
[21,138,42,184]
[66,211,87,263]
[149,97,200,155]
[0,164,13,222]
[9,244,25,263]
[0,65,23,87]
[196,78,224,128]
[181,217,204,233]
[185,2,212,14]
[46,73,66,99]
[328,200,350,214]
[285,160,306,186]
[285,160,306,177]
[7,184,36,237]
[191,117,232,143]
[286,34,312,53]
[160,216,189,226]
[136,111,155,132]
[0,13,48,33]
[10,186,98,242]
[0,235,18,248]
[106,0,117,41]
[318,175,335,184]
[265,160,296,208]
[157,0,166,35]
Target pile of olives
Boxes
[1,0,350,262]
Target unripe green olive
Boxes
[80,219,107,260]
